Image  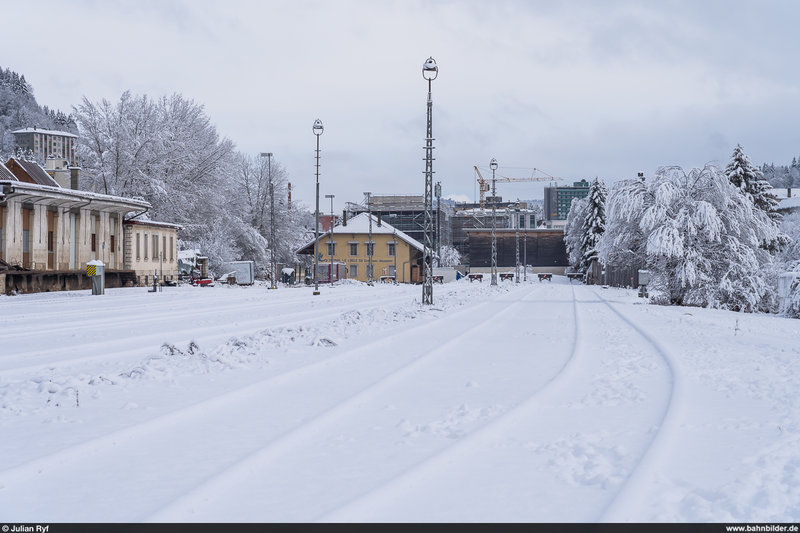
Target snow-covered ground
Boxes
[1,277,799,522]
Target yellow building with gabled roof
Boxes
[296,213,424,283]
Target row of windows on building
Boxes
[326,241,396,257]
[135,231,176,262]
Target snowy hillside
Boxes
[1,279,798,522]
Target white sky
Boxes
[4,0,799,211]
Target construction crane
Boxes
[474,166,564,209]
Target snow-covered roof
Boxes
[296,213,424,253]
[0,161,15,181]
[0,179,150,212]
[12,127,78,138]
[123,219,183,230]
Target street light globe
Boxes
[313,119,324,136]
[422,57,438,81]
[490,158,498,171]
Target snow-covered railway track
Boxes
[0,285,526,521]
[147,283,577,522]
[316,285,678,522]
[593,290,683,522]
[0,293,414,377]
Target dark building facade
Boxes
[466,229,567,268]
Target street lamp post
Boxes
[313,119,323,295]
[365,191,374,285]
[421,56,438,305]
[515,202,520,284]
[325,194,335,284]
[490,158,498,286]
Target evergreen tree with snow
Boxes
[580,178,607,272]
[726,144,788,252]
[726,144,780,219]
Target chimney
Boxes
[342,210,347,226]
[69,166,80,190]
[638,172,644,181]
[377,212,382,227]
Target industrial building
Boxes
[345,194,453,257]
[466,228,568,271]
[451,200,538,265]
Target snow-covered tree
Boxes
[726,145,780,217]
[564,196,588,272]
[726,145,788,252]
[438,245,463,267]
[580,178,607,271]
[597,176,649,272]
[631,165,779,312]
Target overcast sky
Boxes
[5,0,800,211]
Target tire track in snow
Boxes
[0,289,350,342]
[0,294,413,377]
[145,284,542,522]
[315,283,583,522]
[592,291,684,522]
[0,285,519,520]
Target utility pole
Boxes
[435,181,442,267]
[490,158,498,286]
[421,57,438,304]
[365,191,374,284]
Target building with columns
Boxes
[0,157,178,293]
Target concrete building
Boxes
[296,213,424,283]
[0,157,178,293]
[543,179,590,225]
[12,127,78,166]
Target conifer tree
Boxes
[726,144,788,251]
[580,178,607,272]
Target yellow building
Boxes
[297,213,424,283]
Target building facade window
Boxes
[366,242,374,257]
[387,242,396,257]
[162,236,166,260]
[349,243,358,256]
[152,233,158,259]
[349,264,357,278]
[136,232,141,260]
[327,242,336,256]
[170,236,174,261]
[144,234,149,260]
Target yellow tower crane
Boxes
[474,166,564,209]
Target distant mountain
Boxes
[0,66,77,158]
